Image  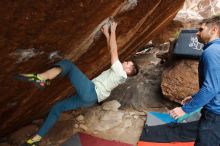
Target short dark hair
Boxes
[200,15,220,30]
[127,60,139,77]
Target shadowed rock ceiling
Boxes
[0,0,184,136]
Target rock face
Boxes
[161,59,199,103]
[174,0,220,23]
[0,0,184,136]
[107,44,175,110]
[80,100,144,145]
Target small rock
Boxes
[79,124,88,131]
[134,115,139,119]
[76,115,84,122]
[74,124,79,128]
[102,100,121,111]
[128,112,135,116]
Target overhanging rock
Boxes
[0,0,184,136]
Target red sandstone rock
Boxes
[161,59,199,103]
[0,0,184,136]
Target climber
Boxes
[17,21,139,146]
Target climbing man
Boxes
[18,21,138,146]
[169,15,220,146]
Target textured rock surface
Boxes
[8,125,39,145]
[174,0,220,23]
[4,44,177,146]
[102,100,121,111]
[0,0,184,136]
[161,59,199,103]
[78,101,145,145]
[107,45,174,110]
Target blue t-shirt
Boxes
[182,39,220,115]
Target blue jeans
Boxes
[37,60,97,137]
[194,108,220,146]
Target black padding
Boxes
[140,121,199,142]
[173,30,203,58]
